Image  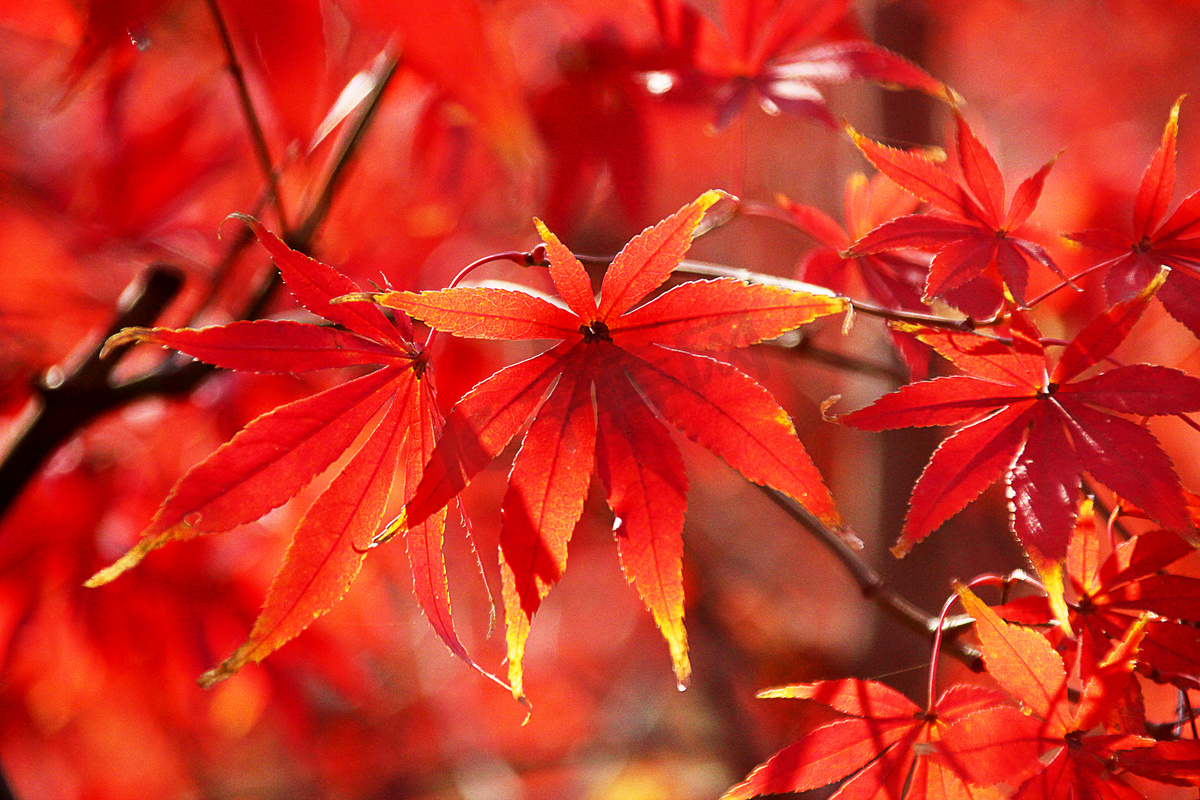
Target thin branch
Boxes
[290,44,401,250]
[757,484,984,672]
[204,0,290,234]
[670,259,993,331]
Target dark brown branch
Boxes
[0,267,186,518]
[757,484,984,673]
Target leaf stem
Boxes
[672,258,995,331]
[1024,258,1112,307]
[928,593,965,712]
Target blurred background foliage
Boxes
[3,1,1200,798]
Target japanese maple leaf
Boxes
[1068,96,1200,337]
[840,287,1200,563]
[366,191,849,698]
[723,678,1008,800]
[939,584,1196,799]
[849,114,1064,318]
[85,218,479,686]
[779,169,931,374]
[654,0,951,128]
[1000,506,1200,692]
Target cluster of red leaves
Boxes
[13,1,1200,798]
[727,565,1200,800]
[92,192,851,699]
[717,99,1200,800]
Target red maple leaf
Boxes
[1000,504,1200,692]
[779,169,931,374]
[366,191,849,697]
[723,678,1008,800]
[1068,96,1200,338]
[85,218,481,686]
[849,114,1063,318]
[655,0,951,128]
[839,287,1200,563]
[940,584,1200,799]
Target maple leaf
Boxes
[779,169,931,374]
[1000,504,1200,692]
[939,584,1196,799]
[1067,96,1200,338]
[655,0,952,128]
[85,218,481,686]
[840,286,1200,563]
[723,678,1007,800]
[363,191,849,698]
[849,114,1064,318]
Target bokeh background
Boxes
[3,1,1200,797]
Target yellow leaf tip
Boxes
[100,327,153,359]
[197,664,234,689]
[331,291,381,305]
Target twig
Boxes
[670,259,992,331]
[290,44,401,250]
[204,0,290,234]
[0,46,402,526]
[757,484,984,672]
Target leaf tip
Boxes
[331,291,381,306]
[100,327,153,359]
[819,394,842,422]
[84,534,164,587]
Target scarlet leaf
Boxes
[955,583,1068,727]
[595,360,689,685]
[849,116,1063,312]
[726,679,1009,800]
[379,193,846,696]
[678,1,951,128]
[842,303,1200,560]
[104,320,405,373]
[498,348,596,696]
[198,384,414,687]
[1068,98,1200,338]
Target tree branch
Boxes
[0,266,185,518]
[204,0,290,233]
[757,484,984,673]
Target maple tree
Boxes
[7,2,1200,800]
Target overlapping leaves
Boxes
[724,679,1007,800]
[366,191,849,697]
[999,504,1200,690]
[849,114,1064,318]
[939,584,1200,799]
[86,219,479,686]
[840,284,1200,563]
